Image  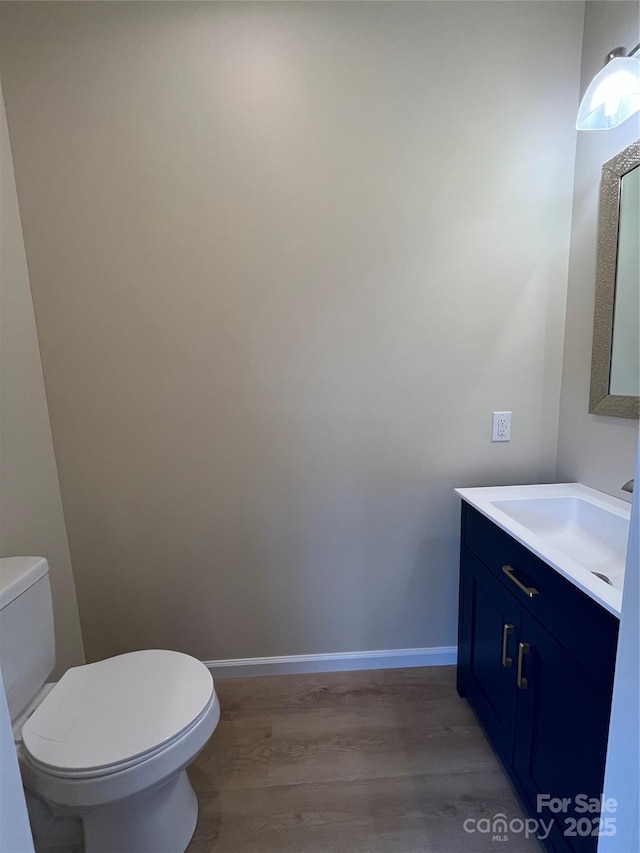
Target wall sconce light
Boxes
[577,43,640,130]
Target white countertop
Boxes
[455,483,631,617]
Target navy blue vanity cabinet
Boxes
[457,502,619,853]
[457,548,520,764]
[512,610,615,853]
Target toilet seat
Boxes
[19,687,220,810]
[22,650,214,777]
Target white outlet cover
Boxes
[491,411,512,442]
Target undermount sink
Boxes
[455,483,631,616]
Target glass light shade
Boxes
[577,56,640,130]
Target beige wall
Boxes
[557,1,640,497]
[0,1,583,663]
[0,85,84,675]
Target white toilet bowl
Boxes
[16,649,220,853]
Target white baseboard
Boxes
[204,645,457,679]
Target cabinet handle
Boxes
[502,565,539,598]
[517,641,530,689]
[502,623,514,668]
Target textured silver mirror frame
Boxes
[589,139,640,419]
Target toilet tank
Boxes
[0,557,55,722]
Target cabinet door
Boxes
[513,611,613,853]
[458,548,520,764]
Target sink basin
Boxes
[491,497,628,590]
[455,484,631,616]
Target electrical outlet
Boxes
[491,411,512,442]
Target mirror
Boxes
[590,140,640,418]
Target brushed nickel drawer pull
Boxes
[517,641,530,689]
[502,565,539,598]
[502,623,514,668]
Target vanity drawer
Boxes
[462,503,618,688]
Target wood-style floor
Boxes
[186,666,542,853]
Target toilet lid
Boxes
[22,650,214,774]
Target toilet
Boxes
[0,556,220,853]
